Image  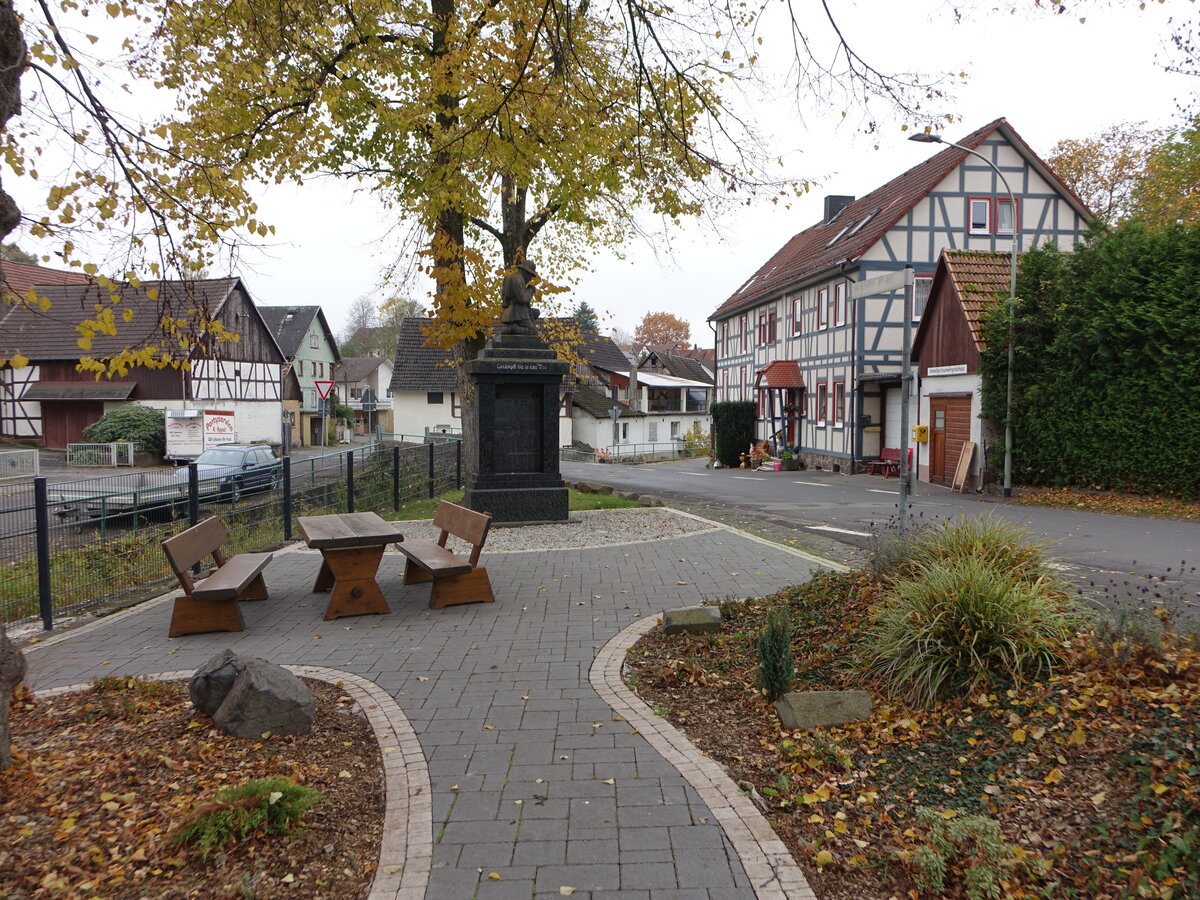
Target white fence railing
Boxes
[0,448,39,480]
[66,442,137,467]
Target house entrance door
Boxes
[929,396,972,485]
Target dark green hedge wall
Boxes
[980,223,1200,497]
[711,401,757,467]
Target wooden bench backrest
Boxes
[162,517,229,593]
[880,448,913,464]
[432,501,492,567]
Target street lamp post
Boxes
[909,132,1018,498]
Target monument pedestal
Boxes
[462,334,569,524]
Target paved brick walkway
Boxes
[23,519,834,899]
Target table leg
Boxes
[318,546,391,620]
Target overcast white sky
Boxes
[12,0,1195,347]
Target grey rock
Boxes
[212,660,315,738]
[573,481,600,493]
[775,690,873,731]
[662,605,722,635]
[637,495,664,507]
[614,491,639,501]
[189,648,248,717]
[1,631,26,771]
[593,483,614,495]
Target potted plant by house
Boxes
[779,450,800,471]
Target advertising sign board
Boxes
[165,409,237,459]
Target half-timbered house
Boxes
[258,305,340,447]
[0,276,291,448]
[708,118,1093,476]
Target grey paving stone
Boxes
[22,527,826,900]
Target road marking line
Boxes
[867,489,899,495]
[793,481,829,486]
[675,472,712,477]
[807,525,873,537]
[732,476,763,481]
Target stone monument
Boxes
[462,259,569,524]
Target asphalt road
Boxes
[562,456,1200,618]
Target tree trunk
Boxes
[0,630,25,771]
[0,0,24,243]
[0,0,25,773]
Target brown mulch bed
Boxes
[626,573,1200,900]
[1,676,383,899]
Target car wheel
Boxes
[229,479,243,503]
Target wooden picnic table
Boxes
[297,512,405,620]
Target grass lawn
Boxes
[385,487,639,521]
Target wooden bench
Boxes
[161,517,273,637]
[397,501,494,609]
[866,447,912,477]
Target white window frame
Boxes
[969,198,991,234]
[834,282,847,327]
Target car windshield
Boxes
[195,449,246,466]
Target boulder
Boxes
[189,648,247,717]
[593,483,614,495]
[614,491,639,501]
[637,495,664,507]
[212,659,315,738]
[662,605,722,635]
[1,631,26,771]
[775,690,873,731]
[573,481,600,493]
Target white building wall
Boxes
[392,391,459,438]
[134,399,284,446]
[0,364,40,438]
[916,372,983,485]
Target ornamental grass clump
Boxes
[862,515,1081,706]
[172,777,324,860]
[900,513,1055,584]
[864,558,1078,705]
[757,606,795,702]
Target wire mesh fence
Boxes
[0,441,462,631]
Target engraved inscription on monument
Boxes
[494,383,542,472]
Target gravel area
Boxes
[394,506,720,553]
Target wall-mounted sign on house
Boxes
[165,409,238,460]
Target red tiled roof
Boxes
[1,259,89,299]
[927,250,1014,353]
[710,118,1087,322]
[757,359,805,388]
[0,278,242,359]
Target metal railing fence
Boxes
[0,442,462,631]
[66,442,137,467]
[561,441,709,464]
[0,449,39,481]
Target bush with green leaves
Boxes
[756,606,795,702]
[80,405,166,455]
[172,777,323,860]
[711,401,757,467]
[900,513,1056,583]
[907,806,1031,900]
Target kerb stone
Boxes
[662,605,721,635]
[775,690,873,731]
[212,659,315,738]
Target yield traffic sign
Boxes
[314,380,334,399]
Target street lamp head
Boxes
[907,132,943,144]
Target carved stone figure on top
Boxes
[498,258,541,336]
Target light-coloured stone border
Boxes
[591,615,819,900]
[34,666,431,900]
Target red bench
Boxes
[866,447,912,477]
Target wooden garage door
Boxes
[929,396,972,486]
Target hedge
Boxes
[711,401,757,467]
[980,223,1200,498]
